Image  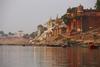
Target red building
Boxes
[62,5,100,34]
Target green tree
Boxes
[37,24,45,36]
[29,32,37,38]
[95,0,100,10]
[0,31,5,36]
[8,32,14,35]
[23,34,29,39]
[61,14,70,25]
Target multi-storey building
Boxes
[62,5,100,34]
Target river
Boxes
[0,45,100,67]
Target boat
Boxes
[79,43,88,48]
[88,42,99,49]
[62,41,73,48]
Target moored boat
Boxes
[88,42,99,49]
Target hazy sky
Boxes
[0,0,96,33]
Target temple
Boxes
[34,5,100,42]
[62,5,100,34]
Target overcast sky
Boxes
[0,0,96,33]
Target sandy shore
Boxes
[0,38,30,45]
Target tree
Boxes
[95,0,100,10]
[29,32,37,38]
[61,14,71,25]
[37,24,45,36]
[0,31,5,36]
[23,34,29,39]
[8,32,14,35]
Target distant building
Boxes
[62,5,100,34]
[47,18,55,29]
[15,31,24,37]
[43,16,66,39]
[35,16,67,41]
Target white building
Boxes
[15,31,24,37]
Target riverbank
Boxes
[32,32,100,46]
[0,37,30,46]
[0,33,100,46]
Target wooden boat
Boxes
[88,42,99,49]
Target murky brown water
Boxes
[0,45,100,67]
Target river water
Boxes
[0,45,100,67]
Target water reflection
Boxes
[33,46,100,67]
[0,45,100,67]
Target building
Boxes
[62,5,100,34]
[44,16,66,39]
[35,16,67,41]
[15,31,24,37]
